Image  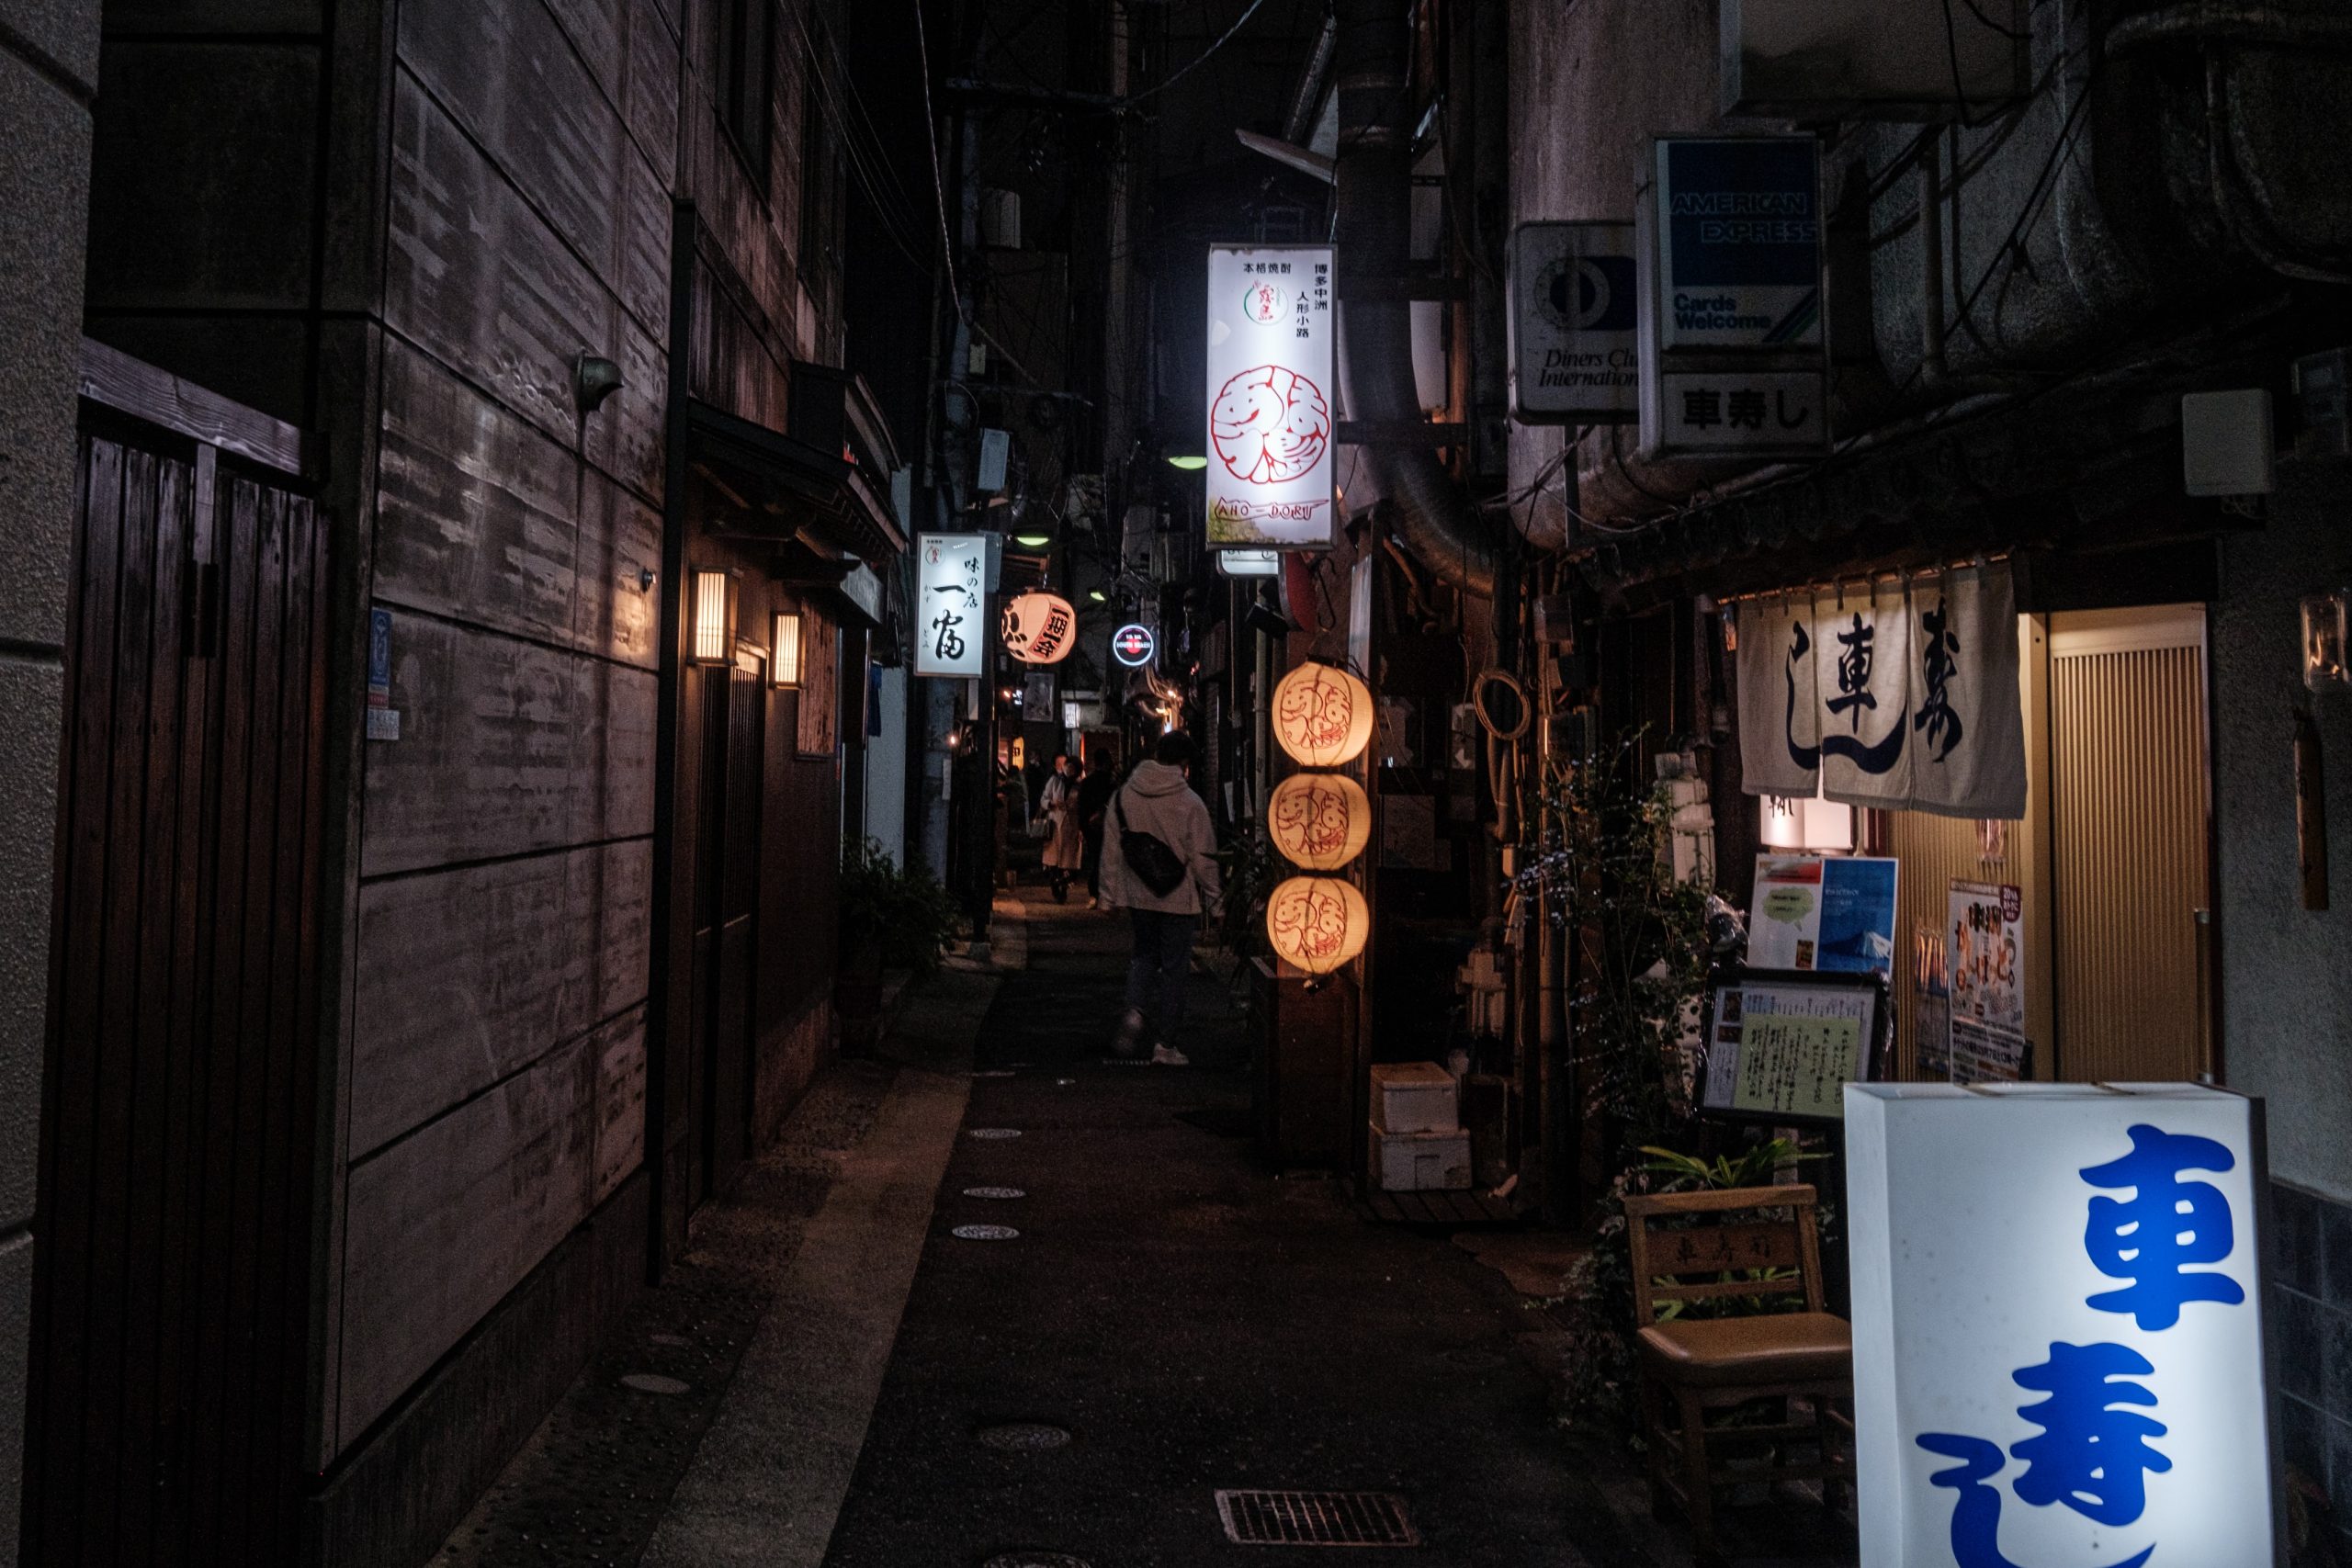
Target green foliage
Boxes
[839,838,962,974]
[1216,827,1280,959]
[1636,1138,1819,1194]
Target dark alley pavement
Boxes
[441,883,1852,1568]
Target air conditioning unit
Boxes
[979,188,1021,250]
[1723,0,2027,121]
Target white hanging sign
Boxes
[1506,220,1640,423]
[1847,1083,2277,1568]
[914,533,987,678]
[1204,245,1337,551]
[1736,565,2026,819]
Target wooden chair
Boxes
[1622,1183,1854,1565]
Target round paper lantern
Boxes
[1268,772,1371,871]
[1272,660,1374,767]
[1000,591,1077,665]
[1265,874,1370,976]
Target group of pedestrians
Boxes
[1031,734,1222,1067]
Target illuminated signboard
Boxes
[914,533,987,678]
[1204,244,1337,552]
[1111,624,1156,668]
[1846,1083,2276,1568]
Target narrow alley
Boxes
[427,885,1850,1568]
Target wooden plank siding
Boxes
[338,0,677,1464]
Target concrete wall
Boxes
[2213,458,2352,1201]
[0,6,102,1560]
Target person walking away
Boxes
[1040,754,1084,901]
[1098,732,1221,1066]
[1075,750,1117,908]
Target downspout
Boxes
[1335,0,1498,599]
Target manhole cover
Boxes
[619,1373,691,1396]
[964,1186,1027,1200]
[647,1332,691,1348]
[968,1127,1023,1140]
[973,1069,1016,1078]
[977,1422,1072,1451]
[1216,1491,1419,1547]
[982,1555,1091,1568]
[953,1224,1021,1241]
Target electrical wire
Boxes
[1122,0,1273,107]
[911,0,966,323]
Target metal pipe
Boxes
[2106,2,2352,53]
[1917,148,1950,389]
[1335,0,1499,599]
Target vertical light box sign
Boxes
[1846,1084,2277,1568]
[1204,245,1337,551]
[914,532,988,678]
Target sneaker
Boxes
[1110,1008,1148,1058]
[1151,1043,1191,1067]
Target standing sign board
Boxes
[1638,135,1830,458]
[1204,245,1337,551]
[1699,969,1883,1125]
[1505,221,1640,423]
[1847,1083,2277,1568]
[1748,853,1899,976]
[914,533,988,678]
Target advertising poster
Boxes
[1948,879,2027,1082]
[1204,246,1337,550]
[1747,853,1899,977]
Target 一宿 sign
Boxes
[1204,245,1337,551]
[914,533,987,678]
[1847,1083,2276,1568]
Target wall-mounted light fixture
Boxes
[1012,530,1053,548]
[692,568,738,665]
[1166,454,1208,471]
[573,352,625,413]
[771,609,804,689]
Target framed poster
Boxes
[1698,968,1886,1127]
[1748,853,1899,977]
[1948,879,2029,1083]
[1204,245,1337,550]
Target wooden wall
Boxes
[338,0,678,1454]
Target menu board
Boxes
[1699,973,1881,1125]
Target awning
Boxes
[685,390,907,565]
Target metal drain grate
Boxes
[1215,1491,1419,1548]
[953,1224,1020,1241]
[982,1554,1091,1568]
[976,1421,1071,1451]
[964,1186,1026,1200]
[968,1127,1023,1140]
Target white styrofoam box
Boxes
[1373,1126,1471,1191]
[1371,1062,1460,1133]
[1845,1082,2276,1568]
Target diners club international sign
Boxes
[1204,245,1337,551]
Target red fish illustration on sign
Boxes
[1211,365,1330,485]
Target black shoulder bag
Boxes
[1113,793,1189,897]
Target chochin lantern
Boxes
[1268,773,1371,872]
[1265,874,1370,976]
[1001,590,1077,665]
[1272,660,1374,767]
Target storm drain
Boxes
[1215,1491,1419,1547]
[964,1186,1026,1200]
[953,1224,1021,1241]
[618,1373,691,1396]
[981,1554,1091,1568]
[976,1422,1071,1452]
[969,1128,1023,1140]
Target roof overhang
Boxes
[685,392,907,564]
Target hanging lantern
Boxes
[1264,874,1370,976]
[1001,590,1078,665]
[1272,660,1374,767]
[1267,772,1371,871]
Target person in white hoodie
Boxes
[1099,730,1223,1065]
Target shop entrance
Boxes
[1876,604,2212,1085]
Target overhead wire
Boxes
[1122,0,1273,108]
[911,0,967,323]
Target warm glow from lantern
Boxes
[771,610,803,689]
[1272,660,1374,767]
[1001,590,1078,666]
[1268,773,1371,871]
[692,569,735,665]
[1265,875,1369,976]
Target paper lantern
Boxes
[1272,660,1373,767]
[1001,590,1077,665]
[1268,773,1371,871]
[1265,874,1369,976]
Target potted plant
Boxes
[837,839,961,1052]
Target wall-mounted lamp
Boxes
[1087,588,1107,603]
[771,609,803,689]
[573,352,625,413]
[1166,454,1208,471]
[1012,531,1053,548]
[2303,591,2349,692]
[692,568,738,665]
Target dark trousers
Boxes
[1125,908,1198,1043]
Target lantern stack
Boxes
[1264,660,1374,976]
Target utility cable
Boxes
[1121,0,1272,108]
[912,0,967,323]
